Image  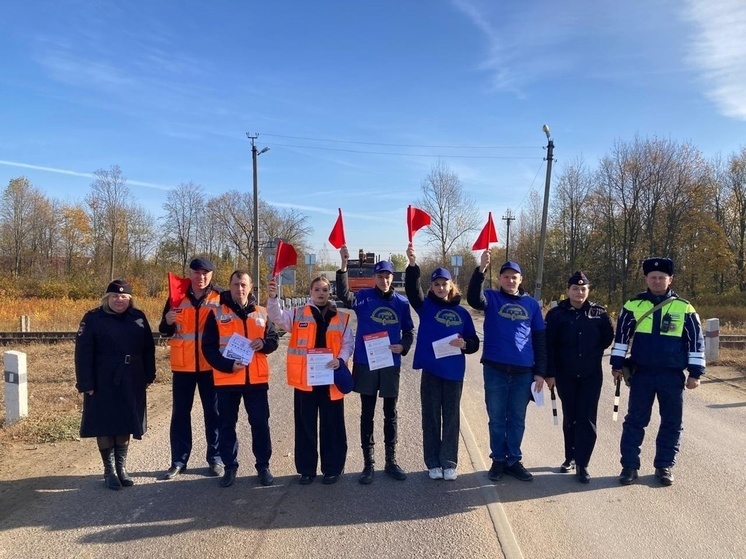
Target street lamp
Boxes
[247,132,270,303]
[534,124,554,302]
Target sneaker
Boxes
[560,460,575,473]
[504,461,533,481]
[428,467,444,480]
[443,468,457,481]
[487,461,505,482]
[655,467,674,486]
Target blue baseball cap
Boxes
[430,267,452,282]
[499,261,521,274]
[334,360,354,394]
[373,260,394,274]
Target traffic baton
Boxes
[612,377,621,422]
[550,386,558,426]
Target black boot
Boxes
[99,447,122,491]
[114,444,134,487]
[384,446,406,481]
[358,448,375,485]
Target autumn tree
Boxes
[161,182,205,274]
[416,161,480,262]
[86,165,132,281]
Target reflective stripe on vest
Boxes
[625,299,689,338]
[287,306,348,400]
[168,289,222,373]
[213,304,270,386]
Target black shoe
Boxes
[208,462,225,477]
[384,461,407,481]
[299,474,316,485]
[219,469,236,488]
[258,468,274,486]
[576,466,591,484]
[619,467,639,485]
[487,461,505,482]
[358,464,374,485]
[655,467,674,486]
[560,460,575,473]
[504,461,533,481]
[322,474,340,485]
[161,465,185,480]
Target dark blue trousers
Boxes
[620,368,685,469]
[169,371,221,467]
[217,388,271,472]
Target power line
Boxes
[261,133,538,150]
[269,142,537,160]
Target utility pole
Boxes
[247,133,269,303]
[534,125,555,303]
[502,210,515,261]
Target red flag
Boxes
[407,205,431,243]
[328,208,346,249]
[272,240,298,276]
[167,272,191,309]
[472,212,498,250]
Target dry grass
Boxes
[0,296,166,331]
[0,342,172,444]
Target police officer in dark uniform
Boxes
[610,257,704,486]
[545,271,614,483]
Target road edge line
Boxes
[460,407,524,559]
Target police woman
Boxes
[545,271,614,483]
[75,280,156,490]
[405,246,479,481]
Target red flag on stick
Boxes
[328,208,346,249]
[472,212,498,251]
[407,205,431,243]
[167,272,191,309]
[272,240,298,276]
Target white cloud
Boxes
[682,0,746,120]
[0,160,172,190]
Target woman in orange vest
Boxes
[267,275,354,485]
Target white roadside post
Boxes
[704,318,719,363]
[4,350,28,425]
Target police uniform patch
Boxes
[77,322,85,336]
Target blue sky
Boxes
[1,0,745,262]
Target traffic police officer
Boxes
[610,257,705,486]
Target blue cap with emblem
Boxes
[373,260,393,274]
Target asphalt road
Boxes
[0,312,744,559]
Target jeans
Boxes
[483,364,533,465]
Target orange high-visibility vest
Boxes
[212,304,270,386]
[287,306,349,400]
[168,288,221,373]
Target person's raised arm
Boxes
[404,245,424,310]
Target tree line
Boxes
[2,136,745,309]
